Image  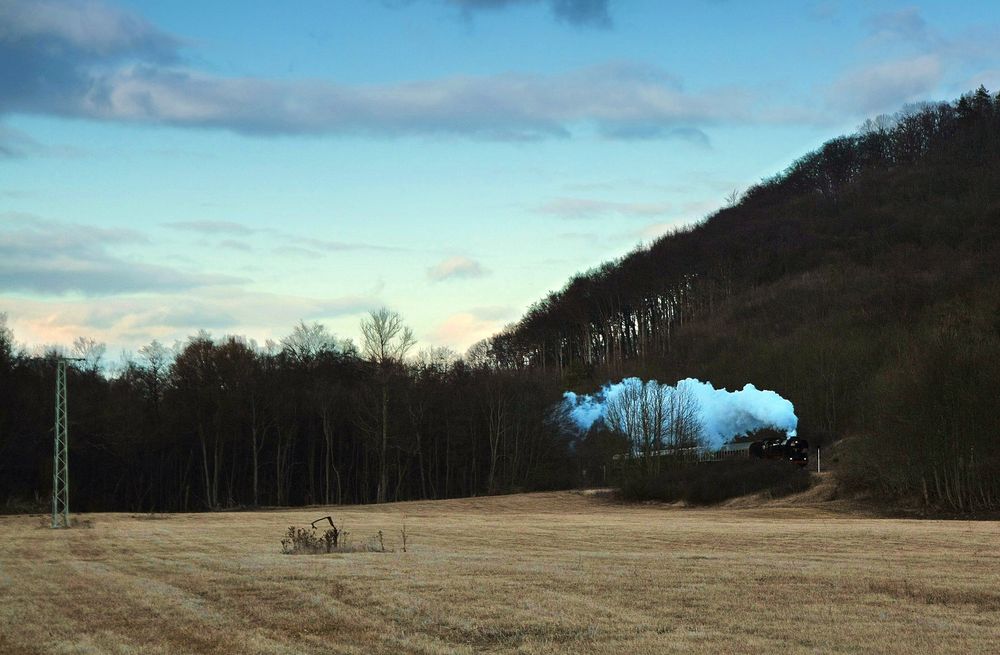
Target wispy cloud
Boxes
[825,7,1000,116]
[1,287,380,351]
[864,7,932,47]
[598,124,712,145]
[536,197,673,219]
[0,125,84,159]
[469,305,514,321]
[427,256,489,282]
[426,311,503,349]
[0,126,38,158]
[290,236,408,254]
[0,213,243,295]
[389,0,612,28]
[218,239,252,252]
[163,220,406,255]
[271,245,325,260]
[162,220,255,236]
[449,305,517,347]
[827,54,943,114]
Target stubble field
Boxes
[1,485,998,654]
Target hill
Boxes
[475,88,1000,512]
[2,90,998,516]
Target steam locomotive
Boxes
[717,436,809,466]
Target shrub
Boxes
[281,526,342,554]
[619,459,812,505]
[280,524,391,555]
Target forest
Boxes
[2,87,999,513]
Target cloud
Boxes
[163,220,406,254]
[865,7,931,47]
[387,0,612,27]
[536,197,673,219]
[826,54,944,114]
[469,305,514,321]
[0,213,243,295]
[0,124,85,158]
[0,0,763,141]
[827,7,1000,116]
[808,2,839,22]
[448,0,611,27]
[289,236,408,253]
[66,62,749,140]
[637,221,684,240]
[0,0,178,55]
[218,239,252,252]
[0,125,38,158]
[0,0,179,115]
[426,312,503,349]
[1,287,379,352]
[598,124,711,146]
[967,70,1000,93]
[427,256,489,282]
[162,220,255,235]
[271,245,325,260]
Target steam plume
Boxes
[562,377,798,448]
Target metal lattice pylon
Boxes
[52,359,70,528]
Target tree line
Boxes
[0,311,573,512]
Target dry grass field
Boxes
[2,480,999,654]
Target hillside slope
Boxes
[481,88,1000,512]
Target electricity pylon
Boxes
[52,357,83,529]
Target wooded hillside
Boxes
[473,87,1000,511]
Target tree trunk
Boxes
[198,424,213,509]
[377,383,389,503]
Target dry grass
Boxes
[1,484,998,654]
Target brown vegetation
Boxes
[1,491,998,654]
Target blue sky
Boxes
[2,0,998,358]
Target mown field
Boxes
[1,484,998,654]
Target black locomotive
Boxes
[748,436,809,466]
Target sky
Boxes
[2,0,999,360]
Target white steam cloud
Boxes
[562,377,798,449]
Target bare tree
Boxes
[0,313,13,365]
[724,188,742,208]
[360,308,416,503]
[416,346,458,371]
[72,336,106,372]
[605,379,704,473]
[281,320,340,364]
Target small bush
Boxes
[280,524,391,555]
[619,459,812,505]
[281,526,342,554]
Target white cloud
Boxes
[426,311,503,349]
[0,0,774,141]
[826,55,944,114]
[427,256,489,282]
